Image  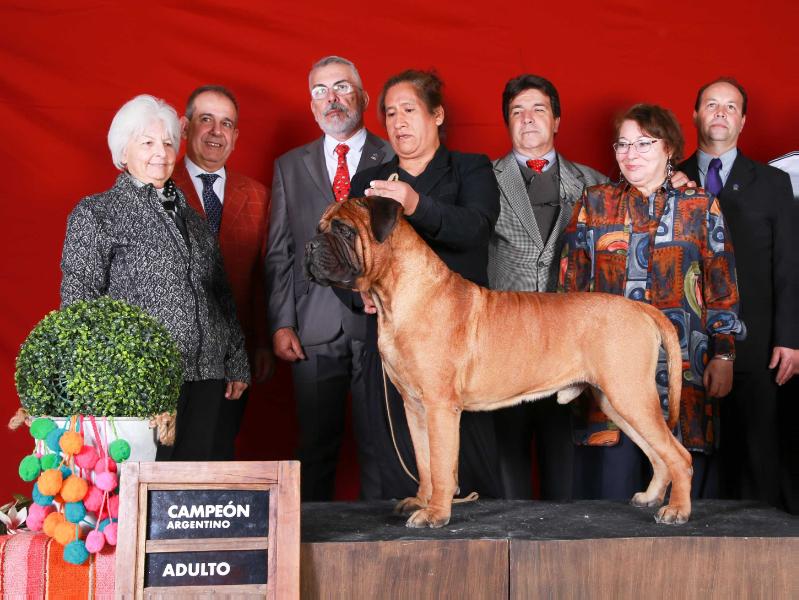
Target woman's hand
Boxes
[225,380,249,400]
[364,179,420,215]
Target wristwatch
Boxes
[713,353,735,361]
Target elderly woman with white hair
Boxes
[60,94,249,461]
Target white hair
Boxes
[107,94,180,170]
[309,55,363,89]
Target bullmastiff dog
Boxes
[305,196,692,528]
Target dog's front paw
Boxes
[394,496,427,515]
[655,504,690,525]
[406,507,450,529]
[630,491,664,508]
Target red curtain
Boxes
[2,0,798,500]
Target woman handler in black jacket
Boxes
[350,70,503,500]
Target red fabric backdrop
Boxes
[2,1,798,501]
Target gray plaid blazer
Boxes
[488,152,607,292]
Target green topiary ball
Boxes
[15,297,182,417]
[19,454,41,481]
[109,439,131,462]
[30,418,57,440]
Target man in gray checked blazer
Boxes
[265,56,392,501]
[489,74,606,500]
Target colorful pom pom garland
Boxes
[19,414,131,565]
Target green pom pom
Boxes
[19,454,41,481]
[30,418,57,440]
[109,439,131,462]
[40,453,60,470]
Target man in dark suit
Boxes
[680,77,798,508]
[488,74,607,500]
[265,56,393,501]
[172,85,272,460]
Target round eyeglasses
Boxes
[613,139,660,154]
[311,81,357,100]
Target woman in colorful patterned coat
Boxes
[559,104,744,500]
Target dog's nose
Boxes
[306,238,320,254]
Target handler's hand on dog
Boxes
[769,346,796,385]
[703,358,733,398]
[364,179,420,215]
[273,327,306,362]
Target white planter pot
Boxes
[53,417,157,462]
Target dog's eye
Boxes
[332,221,356,241]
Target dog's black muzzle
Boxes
[304,232,360,289]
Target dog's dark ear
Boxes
[368,196,402,243]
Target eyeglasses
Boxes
[613,139,659,154]
[311,81,357,100]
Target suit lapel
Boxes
[549,154,586,249]
[356,131,389,174]
[495,152,544,248]
[722,152,755,200]
[221,172,247,228]
[681,154,700,184]
[175,164,205,216]
[415,145,452,196]
[303,137,334,201]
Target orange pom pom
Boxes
[59,431,83,455]
[54,521,77,546]
[54,493,64,504]
[43,511,65,537]
[37,469,63,496]
[60,475,89,503]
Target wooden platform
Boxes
[300,500,798,599]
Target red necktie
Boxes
[526,158,549,173]
[333,143,351,202]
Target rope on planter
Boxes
[149,412,176,446]
[8,407,32,430]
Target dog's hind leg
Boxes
[405,401,461,528]
[596,388,692,524]
[594,390,670,507]
[394,396,432,515]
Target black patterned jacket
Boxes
[60,173,250,383]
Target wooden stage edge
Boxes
[300,500,799,599]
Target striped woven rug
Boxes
[0,532,115,598]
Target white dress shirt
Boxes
[513,147,558,173]
[323,128,367,185]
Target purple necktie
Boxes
[706,158,723,197]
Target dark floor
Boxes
[301,499,798,543]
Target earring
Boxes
[666,159,674,180]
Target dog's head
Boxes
[304,196,403,290]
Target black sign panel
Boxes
[147,489,269,539]
[145,550,267,587]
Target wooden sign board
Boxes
[115,461,299,599]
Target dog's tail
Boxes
[645,304,683,430]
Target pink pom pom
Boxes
[85,530,106,553]
[108,494,119,518]
[26,504,54,532]
[95,472,118,492]
[75,446,98,470]
[94,458,117,474]
[83,485,104,512]
[103,522,118,545]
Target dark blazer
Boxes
[265,131,392,346]
[173,164,270,366]
[351,144,500,287]
[680,151,799,371]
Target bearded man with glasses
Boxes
[559,103,744,502]
[265,55,393,500]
